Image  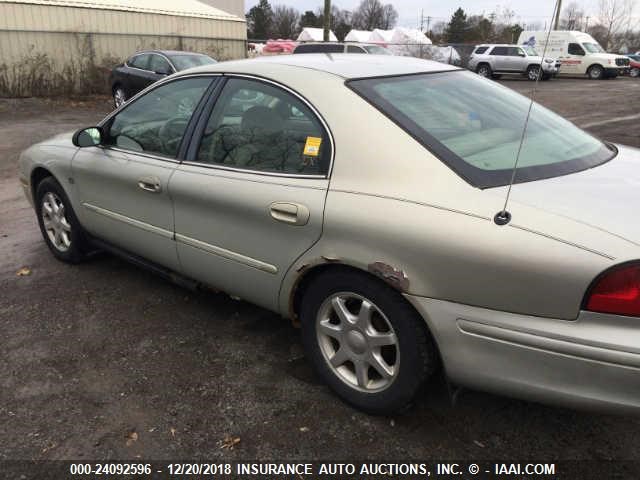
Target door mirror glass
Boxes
[72,127,102,147]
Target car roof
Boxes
[182,54,458,79]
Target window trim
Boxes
[148,53,176,74]
[126,52,177,73]
[97,73,220,163]
[182,73,335,180]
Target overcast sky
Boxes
[245,1,604,29]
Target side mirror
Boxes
[72,127,103,147]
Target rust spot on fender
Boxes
[368,262,409,292]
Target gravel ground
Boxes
[1,78,639,466]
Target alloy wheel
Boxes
[316,292,399,392]
[477,65,491,77]
[528,66,541,81]
[114,88,126,108]
[41,192,72,252]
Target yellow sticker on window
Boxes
[303,136,322,157]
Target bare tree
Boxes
[352,0,397,31]
[381,4,398,30]
[598,0,636,48]
[560,2,585,30]
[271,5,300,39]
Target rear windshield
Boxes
[169,54,216,71]
[347,70,614,188]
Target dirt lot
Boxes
[1,78,640,466]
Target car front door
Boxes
[507,47,527,71]
[72,76,215,271]
[169,76,332,311]
[560,43,585,74]
[489,46,509,71]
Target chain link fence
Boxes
[247,40,480,69]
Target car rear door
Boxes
[169,76,332,311]
[72,76,216,271]
[127,53,154,95]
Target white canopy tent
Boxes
[369,28,394,42]
[296,27,337,42]
[344,29,372,42]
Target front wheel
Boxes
[300,269,438,414]
[631,68,640,78]
[113,86,127,108]
[527,65,541,81]
[587,64,604,80]
[35,177,89,263]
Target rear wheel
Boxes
[476,64,492,78]
[587,64,604,80]
[300,269,438,414]
[35,177,89,263]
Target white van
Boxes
[517,30,630,79]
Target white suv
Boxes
[468,44,560,80]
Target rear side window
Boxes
[474,46,489,54]
[347,71,614,188]
[490,47,508,55]
[196,78,330,175]
[347,45,366,53]
[129,54,150,70]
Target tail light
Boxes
[585,263,640,317]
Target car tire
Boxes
[300,269,438,414]
[476,64,492,78]
[527,65,541,81]
[35,176,89,264]
[631,68,640,78]
[113,86,127,108]
[587,64,604,80]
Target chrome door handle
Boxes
[269,202,310,226]
[137,176,161,193]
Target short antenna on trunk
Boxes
[494,0,560,226]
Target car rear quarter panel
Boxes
[270,70,637,320]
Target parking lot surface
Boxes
[1,78,639,463]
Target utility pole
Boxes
[553,0,562,30]
[323,0,331,41]
[584,16,590,32]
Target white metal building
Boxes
[0,0,247,97]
